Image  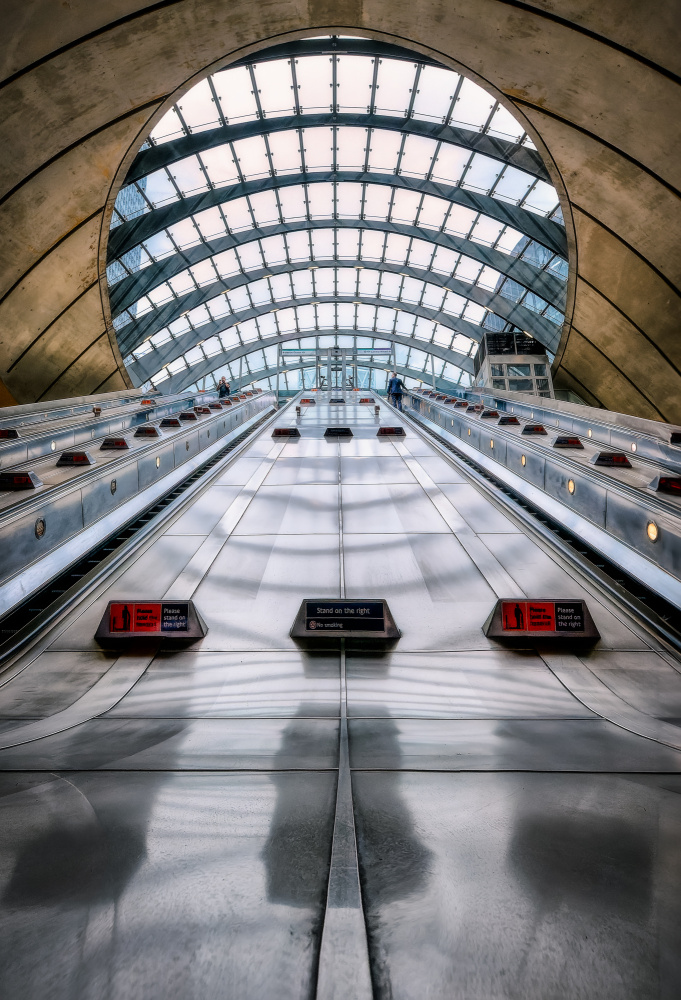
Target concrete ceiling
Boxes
[0,0,680,421]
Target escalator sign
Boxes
[501,601,585,632]
[109,602,189,632]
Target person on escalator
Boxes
[218,377,230,398]
[387,372,406,411]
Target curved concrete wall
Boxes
[0,1,679,420]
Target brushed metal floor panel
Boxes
[480,532,650,650]
[233,484,340,535]
[0,651,116,720]
[342,533,498,650]
[264,456,339,485]
[353,771,681,999]
[346,650,594,719]
[348,718,681,771]
[439,483,524,532]
[214,454,273,485]
[337,439,395,456]
[49,534,206,651]
[0,771,335,1000]
[164,485,242,534]
[404,454,469,483]
[342,485,450,534]
[579,650,681,718]
[340,456,417,485]
[0,718,340,770]
[192,533,340,649]
[105,650,340,718]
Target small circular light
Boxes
[186,441,190,450]
[50,441,56,451]
[647,521,659,542]
[156,456,160,468]
[467,428,471,436]
[587,429,592,438]
[34,517,46,539]
[521,455,526,467]
[631,442,637,452]
[567,479,575,494]
[110,479,117,495]
[207,430,210,438]
[531,412,534,418]
[490,439,494,448]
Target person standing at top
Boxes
[218,376,230,398]
[387,372,406,411]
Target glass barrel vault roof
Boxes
[106,37,568,394]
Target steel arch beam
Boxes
[157,357,462,396]
[117,284,558,360]
[108,171,566,261]
[129,327,474,389]
[110,219,565,315]
[127,114,549,186]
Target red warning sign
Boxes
[501,601,556,632]
[109,602,161,633]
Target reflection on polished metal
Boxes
[0,392,681,999]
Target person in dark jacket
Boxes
[387,372,406,411]
[218,377,230,398]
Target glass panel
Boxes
[533,363,547,375]
[337,229,360,259]
[232,135,270,180]
[536,378,550,390]
[307,183,334,218]
[444,204,477,238]
[301,127,333,170]
[430,144,470,186]
[250,189,280,226]
[336,55,375,112]
[253,60,296,118]
[194,206,227,240]
[222,198,253,232]
[336,182,363,217]
[361,182,392,220]
[492,378,506,389]
[149,106,185,145]
[507,364,530,376]
[390,188,421,224]
[336,127,368,169]
[169,157,208,196]
[374,59,416,117]
[450,78,494,132]
[469,216,504,246]
[278,185,308,221]
[200,146,240,187]
[268,130,303,174]
[177,79,219,133]
[417,195,448,230]
[486,104,525,142]
[508,378,533,391]
[399,135,437,177]
[366,129,402,173]
[143,170,178,208]
[523,180,559,216]
[462,153,502,193]
[493,166,533,204]
[296,56,333,113]
[412,66,459,123]
[213,66,258,123]
[491,364,504,376]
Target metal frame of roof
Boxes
[128,327,475,387]
[106,38,567,394]
[110,221,565,316]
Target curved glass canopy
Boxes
[106,37,568,393]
